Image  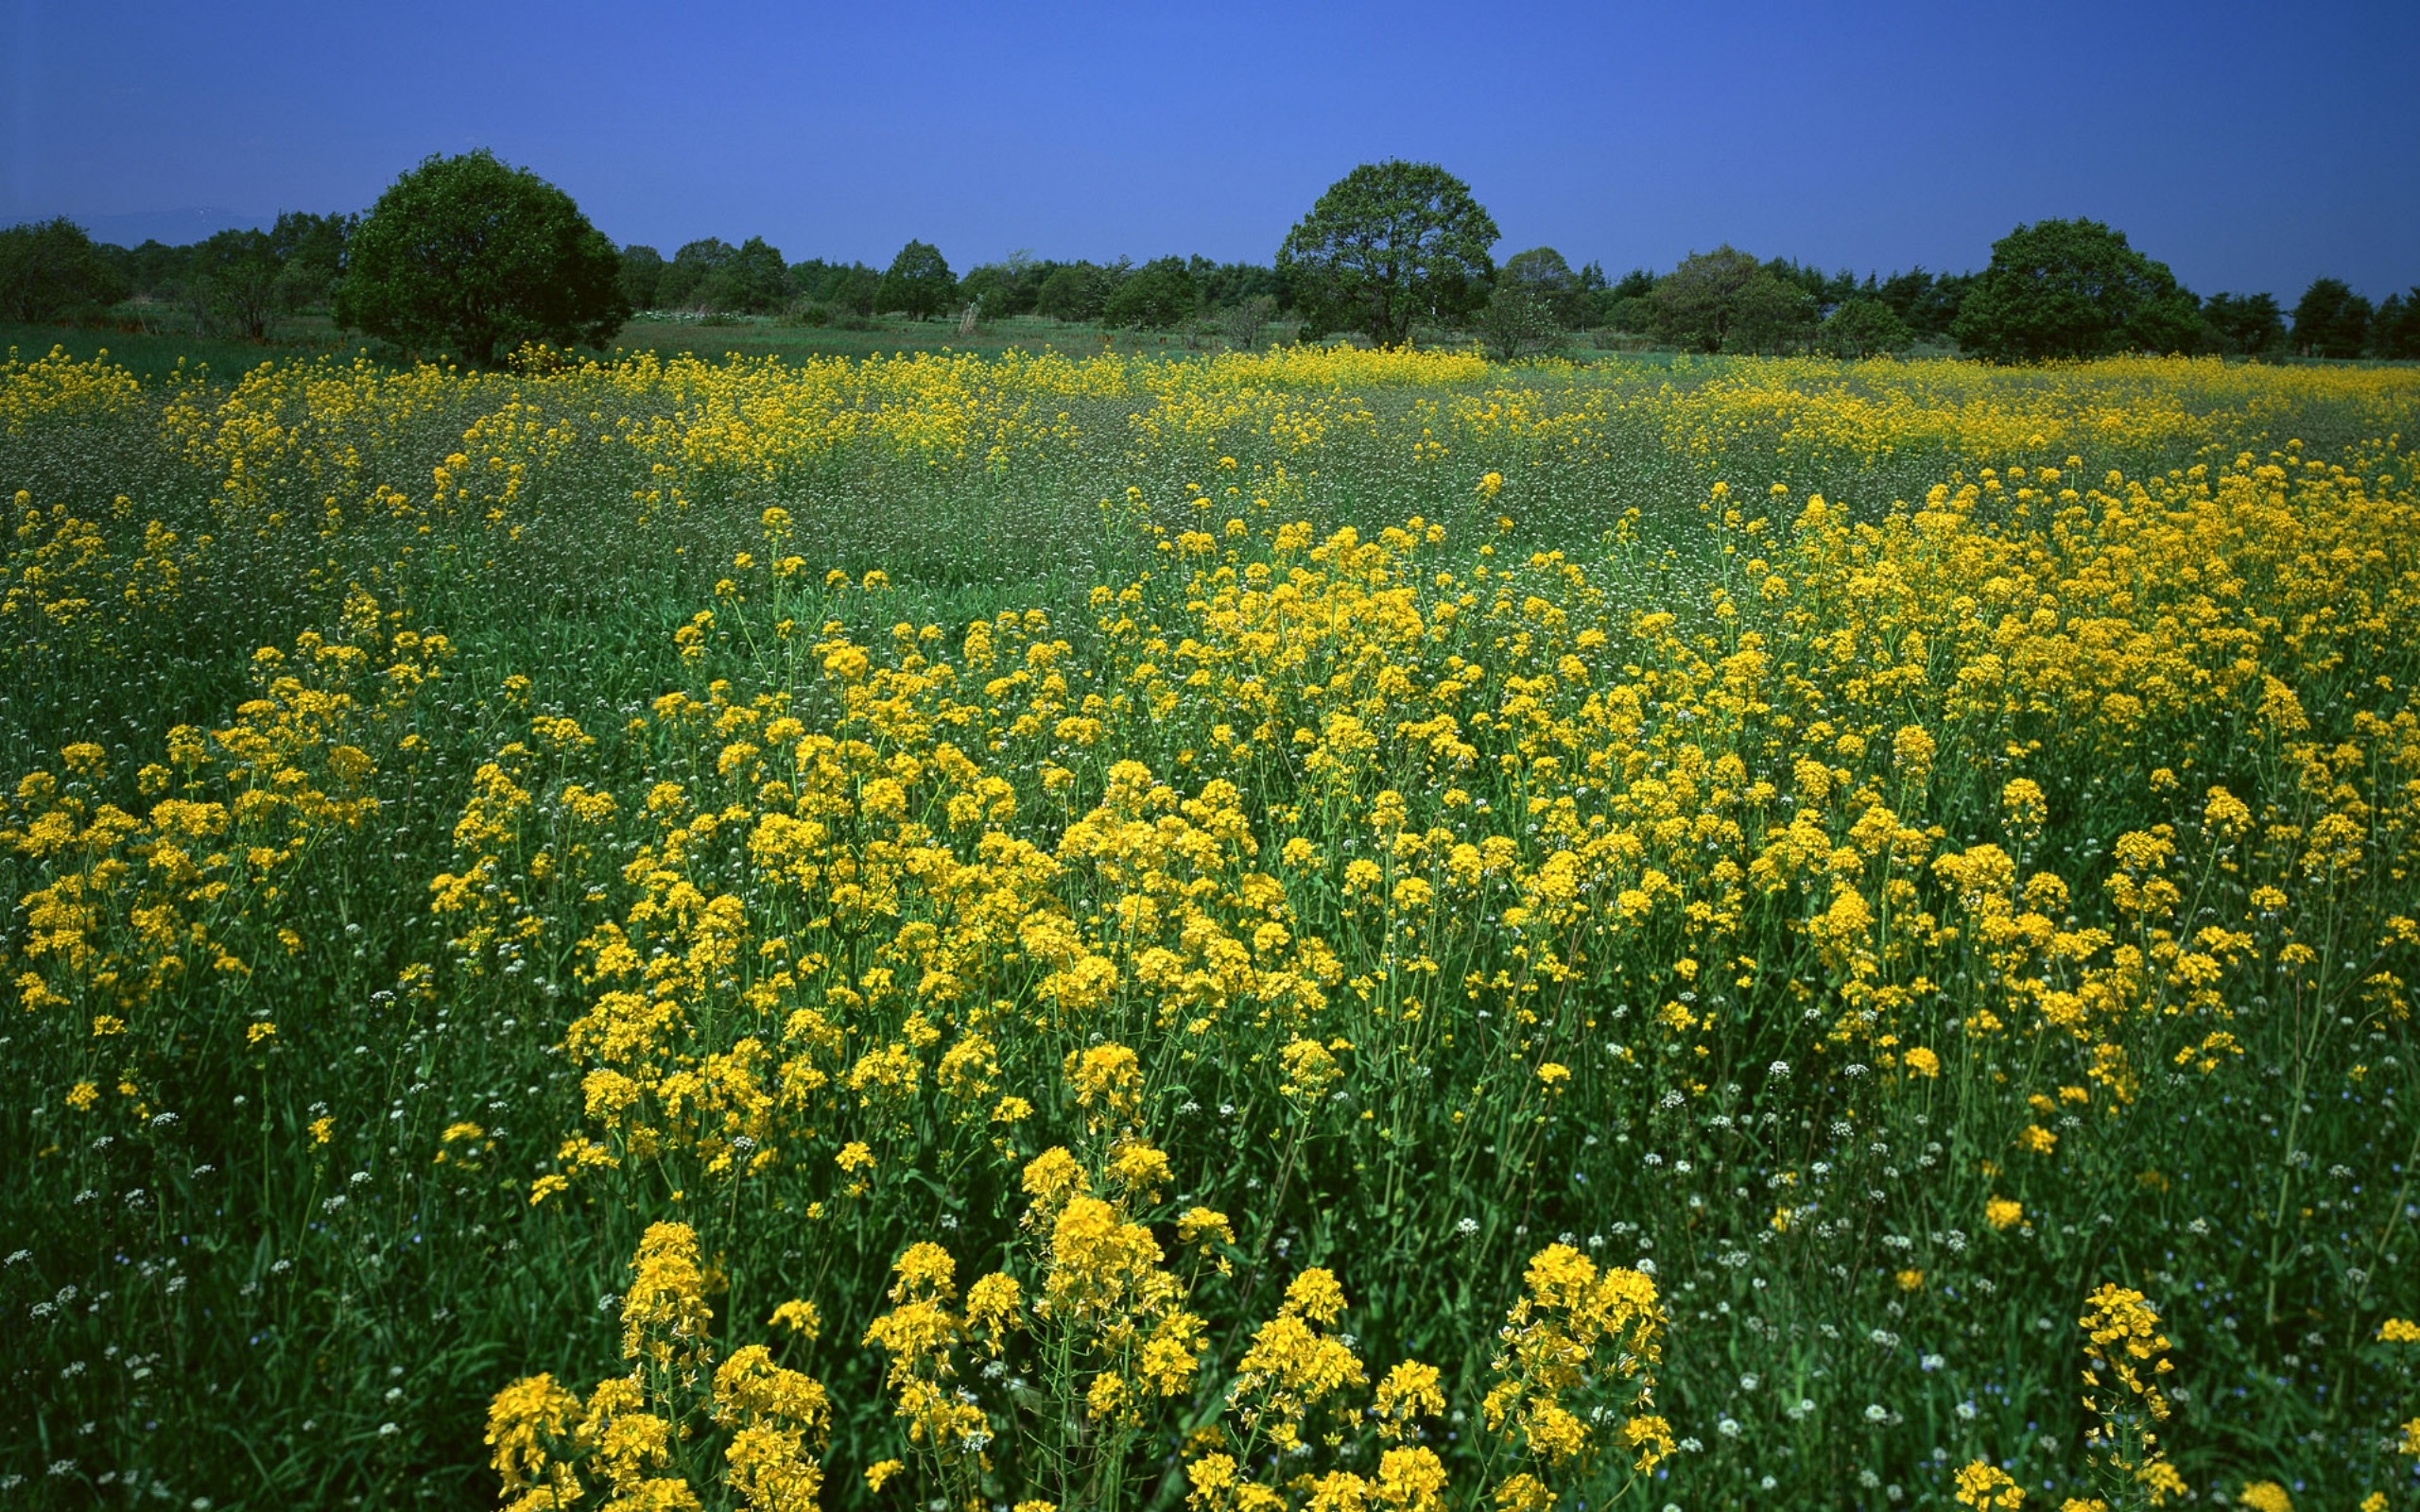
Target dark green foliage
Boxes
[2200,292,2287,358]
[1100,256,1199,330]
[618,246,666,311]
[1477,283,1561,361]
[1278,161,1499,347]
[267,212,354,308]
[789,259,882,318]
[654,239,735,311]
[700,236,791,314]
[333,149,627,367]
[0,217,128,322]
[959,252,1045,318]
[1728,272,1820,353]
[1818,297,1913,357]
[2292,278,2373,359]
[1199,260,1287,314]
[1950,219,2201,362]
[1499,248,1591,330]
[1034,262,1123,322]
[1647,247,1767,352]
[2373,290,2420,359]
[875,241,957,320]
[189,229,287,341]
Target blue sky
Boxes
[6,0,2415,299]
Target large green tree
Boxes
[1950,218,2200,362]
[1101,256,1200,330]
[1278,161,1498,346]
[1646,246,1765,352]
[334,149,626,366]
[2373,289,2420,360]
[2290,277,2372,358]
[1498,247,1588,329]
[875,241,956,319]
[2200,291,2286,358]
[191,228,287,340]
[0,217,127,321]
[1818,297,1912,358]
[700,236,791,313]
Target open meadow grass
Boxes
[3,342,2418,1512]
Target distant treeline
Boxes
[5,209,2417,361]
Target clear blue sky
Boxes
[6,0,2415,300]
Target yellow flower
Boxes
[865,1458,906,1493]
[2238,1483,2291,1512]
[767,1299,821,1339]
[1954,1460,2024,1510]
[246,1021,278,1045]
[1986,1196,2024,1230]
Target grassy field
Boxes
[4,342,2418,1512]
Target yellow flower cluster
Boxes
[487,1222,829,1512]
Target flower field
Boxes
[4,342,2419,1511]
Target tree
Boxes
[1034,262,1123,322]
[334,149,626,366]
[700,236,790,313]
[959,251,1044,318]
[1818,298,1913,358]
[1101,256,1200,330]
[2372,290,2420,360]
[1499,247,1588,329]
[1727,272,1819,353]
[1950,218,2200,362]
[0,217,128,321]
[654,239,735,310]
[268,211,353,307]
[1216,295,1279,351]
[192,228,287,340]
[790,259,881,317]
[875,241,956,319]
[1647,247,1765,352]
[1477,284,1560,362]
[2290,278,2372,358]
[1199,261,1287,314]
[619,246,666,311]
[2199,292,2285,358]
[1278,161,1498,347]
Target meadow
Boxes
[3,339,2417,1512]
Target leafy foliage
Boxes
[0,217,128,322]
[1278,161,1498,346]
[1950,218,2201,363]
[2292,278,2375,359]
[875,241,957,321]
[333,149,627,366]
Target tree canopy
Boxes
[875,241,956,320]
[1101,257,1200,330]
[2290,278,2372,359]
[0,217,127,322]
[1278,161,1498,346]
[333,149,626,366]
[1949,219,2200,362]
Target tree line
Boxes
[4,149,2415,365]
